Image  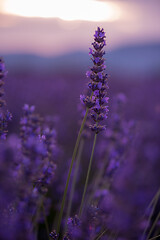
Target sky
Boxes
[0,0,160,56]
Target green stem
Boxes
[57,108,89,234]
[94,228,108,240]
[86,154,108,205]
[65,138,85,231]
[147,211,160,240]
[143,191,160,239]
[79,133,98,217]
[146,188,160,213]
[149,234,160,240]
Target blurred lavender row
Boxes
[0,26,160,240]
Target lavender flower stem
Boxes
[147,211,160,240]
[65,138,85,231]
[146,188,160,212]
[87,158,107,205]
[79,133,98,217]
[142,188,160,239]
[148,235,160,240]
[94,228,108,240]
[57,107,89,234]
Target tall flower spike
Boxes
[80,27,109,134]
[0,58,12,139]
[57,27,108,234]
[79,27,109,216]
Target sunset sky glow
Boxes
[2,0,121,22]
[0,0,160,56]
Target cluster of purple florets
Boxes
[20,104,57,194]
[0,58,12,139]
[0,59,58,239]
[80,27,109,134]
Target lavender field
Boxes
[0,25,160,240]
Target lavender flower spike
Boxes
[79,27,109,216]
[80,27,109,134]
[0,58,12,139]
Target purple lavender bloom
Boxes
[0,58,12,140]
[67,215,82,239]
[0,137,36,240]
[97,115,160,239]
[0,58,7,79]
[80,27,109,134]
[50,230,59,240]
[20,104,58,194]
[89,94,136,201]
[67,206,104,240]
[63,236,71,240]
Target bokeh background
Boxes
[1,2,160,238]
[0,0,160,153]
